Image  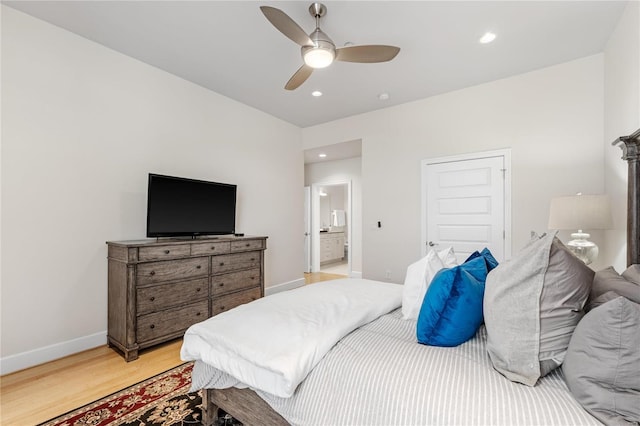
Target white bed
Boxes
[189,306,599,425]
[182,278,601,425]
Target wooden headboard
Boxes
[612,128,640,266]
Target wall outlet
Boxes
[385,269,391,279]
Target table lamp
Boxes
[548,193,612,264]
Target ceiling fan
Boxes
[260,3,401,90]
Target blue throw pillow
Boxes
[416,256,490,347]
[465,247,499,271]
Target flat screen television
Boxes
[146,173,236,238]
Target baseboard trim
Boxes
[0,331,107,375]
[350,271,363,278]
[264,278,305,296]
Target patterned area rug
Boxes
[38,363,204,426]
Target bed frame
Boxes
[201,128,640,426]
[613,127,640,266]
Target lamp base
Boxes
[566,231,598,265]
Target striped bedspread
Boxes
[194,308,601,425]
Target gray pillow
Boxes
[563,296,640,425]
[622,264,640,285]
[484,232,593,386]
[588,266,640,311]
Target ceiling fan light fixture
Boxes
[303,46,335,68]
[479,32,497,44]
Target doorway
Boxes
[303,139,362,281]
[310,181,352,276]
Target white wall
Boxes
[603,1,640,272]
[305,157,362,275]
[303,55,606,282]
[1,7,304,373]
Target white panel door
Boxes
[423,154,507,263]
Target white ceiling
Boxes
[4,1,627,132]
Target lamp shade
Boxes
[548,194,612,230]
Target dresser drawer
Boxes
[137,300,208,343]
[212,287,261,315]
[137,278,208,315]
[211,252,261,274]
[137,257,208,285]
[138,244,190,261]
[191,241,231,256]
[211,268,261,296]
[231,239,265,252]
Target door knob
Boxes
[428,241,438,247]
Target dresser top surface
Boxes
[107,235,267,247]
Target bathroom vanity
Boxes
[320,231,345,265]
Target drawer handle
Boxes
[211,246,216,250]
[250,258,255,262]
[150,324,155,329]
[219,283,224,287]
[150,296,155,301]
[150,271,155,276]
[164,250,170,254]
[196,312,201,316]
[220,306,225,311]
[196,265,202,269]
[250,277,255,280]
[245,243,250,247]
[219,262,225,266]
[196,287,201,292]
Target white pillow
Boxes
[402,247,456,320]
[437,246,458,268]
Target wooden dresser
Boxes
[106,236,267,361]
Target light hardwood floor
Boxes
[304,271,346,284]
[1,272,345,425]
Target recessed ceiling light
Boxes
[312,90,323,97]
[378,92,390,101]
[479,32,497,44]
[318,153,327,158]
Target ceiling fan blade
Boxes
[335,45,401,63]
[260,6,314,47]
[285,65,314,90]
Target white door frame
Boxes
[303,186,311,273]
[421,149,512,259]
[310,180,352,275]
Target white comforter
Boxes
[180,278,402,398]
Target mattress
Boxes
[192,308,601,425]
